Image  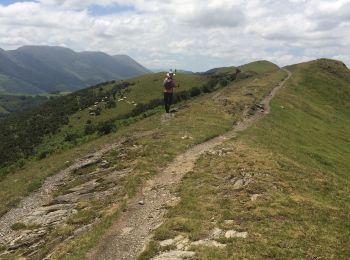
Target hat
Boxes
[166,69,175,77]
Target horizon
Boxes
[1,1,350,71]
[2,44,344,73]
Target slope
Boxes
[87,69,291,260]
[0,46,151,94]
[0,72,210,168]
[0,61,285,258]
[140,59,350,259]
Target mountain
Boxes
[0,46,151,94]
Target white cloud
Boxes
[0,0,350,71]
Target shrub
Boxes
[64,132,80,142]
[190,87,202,97]
[97,121,115,135]
[84,124,96,135]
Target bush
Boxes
[97,121,115,135]
[84,124,96,135]
[190,87,202,97]
[64,132,80,143]
[38,150,49,160]
[105,100,116,109]
[219,78,228,87]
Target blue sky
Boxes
[0,0,350,71]
[0,1,134,15]
[88,3,134,16]
[0,0,34,5]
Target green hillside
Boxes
[0,72,213,168]
[239,60,280,74]
[0,94,50,116]
[141,59,350,259]
[0,61,284,258]
[205,60,279,75]
[1,59,348,259]
[0,61,264,169]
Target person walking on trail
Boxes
[163,69,176,113]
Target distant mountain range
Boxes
[0,46,152,94]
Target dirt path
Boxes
[86,69,292,260]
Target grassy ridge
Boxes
[140,59,350,259]
[206,60,279,75]
[0,61,283,258]
[239,60,280,74]
[51,66,284,260]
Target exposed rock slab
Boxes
[152,250,195,260]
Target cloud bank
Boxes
[1,0,350,71]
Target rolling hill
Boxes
[0,59,349,259]
[0,46,151,94]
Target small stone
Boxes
[100,160,110,168]
[251,194,260,201]
[233,179,245,189]
[138,200,145,205]
[225,230,248,239]
[160,238,175,247]
[191,239,226,248]
[121,227,134,235]
[210,227,223,239]
[175,237,190,250]
[152,250,195,260]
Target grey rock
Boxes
[251,194,260,201]
[209,227,223,239]
[191,239,226,248]
[152,250,195,260]
[225,230,248,239]
[8,228,46,250]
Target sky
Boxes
[0,0,350,71]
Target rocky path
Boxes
[87,69,292,260]
[0,131,156,257]
[0,140,126,239]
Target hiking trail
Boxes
[86,68,292,260]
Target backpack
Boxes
[164,78,174,90]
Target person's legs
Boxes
[168,92,173,112]
[164,92,170,113]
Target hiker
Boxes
[163,70,176,113]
